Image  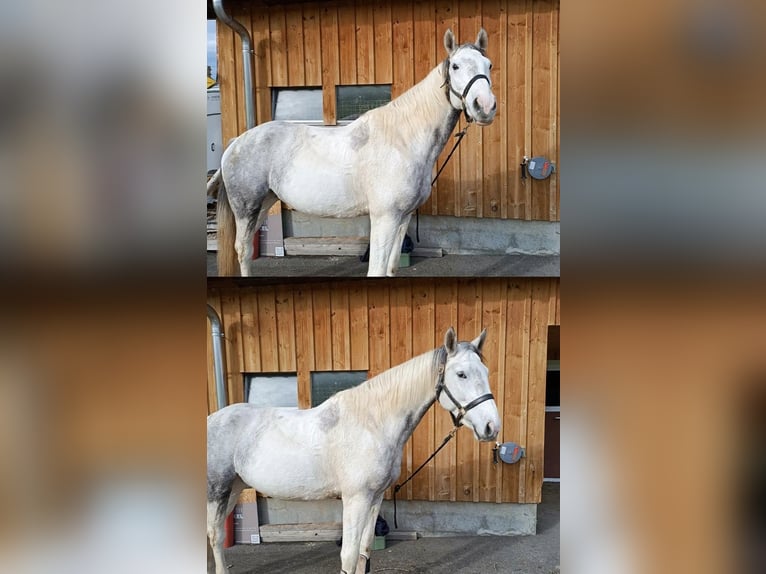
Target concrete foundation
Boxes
[256,497,536,537]
[284,212,559,256]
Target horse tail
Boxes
[215,173,240,276]
[206,168,222,197]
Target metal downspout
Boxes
[207,304,228,410]
[212,0,255,130]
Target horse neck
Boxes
[345,350,439,444]
[379,64,460,153]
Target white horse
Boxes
[208,29,497,277]
[207,327,500,574]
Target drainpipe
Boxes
[213,0,255,130]
[207,304,229,410]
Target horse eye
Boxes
[489,63,493,70]
[452,64,459,71]
[457,371,467,379]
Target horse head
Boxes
[443,28,497,126]
[438,327,501,441]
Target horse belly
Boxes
[237,443,338,500]
[276,162,368,218]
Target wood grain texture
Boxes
[206,277,559,505]
[216,0,560,221]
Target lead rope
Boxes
[416,124,470,242]
[392,425,459,529]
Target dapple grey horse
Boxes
[208,29,496,276]
[207,327,500,573]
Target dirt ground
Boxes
[221,483,559,574]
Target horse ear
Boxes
[443,28,456,55]
[471,329,487,354]
[475,28,488,52]
[444,327,457,355]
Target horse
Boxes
[207,327,501,574]
[207,28,497,277]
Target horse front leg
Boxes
[385,214,412,277]
[340,494,373,574]
[368,215,399,277]
[354,494,384,574]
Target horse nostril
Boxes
[491,101,497,111]
[485,422,493,437]
[474,99,482,111]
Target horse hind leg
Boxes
[233,191,279,276]
[207,477,246,574]
[367,215,399,277]
[384,215,412,277]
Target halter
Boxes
[434,345,495,427]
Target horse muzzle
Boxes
[470,96,497,126]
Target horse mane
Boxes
[363,64,451,144]
[333,349,442,424]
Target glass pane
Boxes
[336,85,391,122]
[311,371,367,406]
[245,374,298,408]
[272,88,323,121]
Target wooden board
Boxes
[206,277,559,505]
[216,0,560,222]
[259,522,343,542]
[283,236,368,256]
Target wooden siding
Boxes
[207,277,560,504]
[216,0,559,222]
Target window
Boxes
[244,374,298,408]
[311,371,368,407]
[271,88,323,123]
[336,85,391,123]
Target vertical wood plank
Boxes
[434,0,460,216]
[348,283,370,371]
[252,7,273,124]
[302,3,322,86]
[413,0,438,214]
[217,19,239,144]
[367,282,390,378]
[220,288,245,404]
[481,0,506,219]
[320,4,340,124]
[270,6,288,86]
[410,278,436,500]
[312,286,333,371]
[502,278,531,502]
[240,287,262,373]
[479,279,505,502]
[508,0,531,219]
[525,279,550,501]
[355,1,375,83]
[456,278,481,502]
[373,1,393,84]
[285,4,306,86]
[389,280,414,498]
[391,1,414,99]
[256,286,279,372]
[294,285,316,409]
[330,286,351,370]
[338,1,357,85]
[433,280,458,501]
[458,0,481,218]
[530,0,554,221]
[275,285,297,372]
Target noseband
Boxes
[435,347,495,427]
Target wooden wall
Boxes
[216,0,559,222]
[207,277,560,504]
